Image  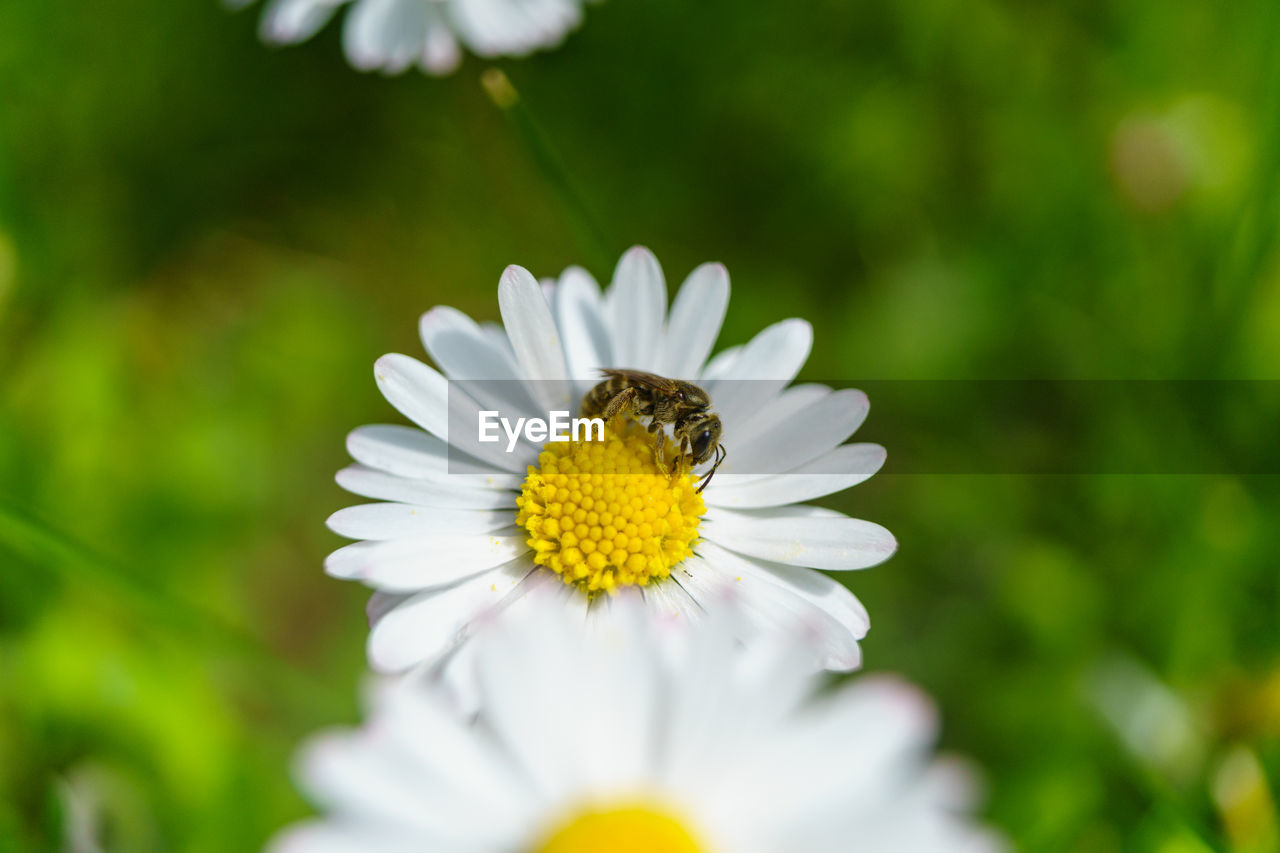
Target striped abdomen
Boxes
[578,374,633,418]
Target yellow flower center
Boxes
[515,426,705,595]
[532,804,706,853]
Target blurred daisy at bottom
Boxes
[268,593,1004,853]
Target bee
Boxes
[579,369,726,493]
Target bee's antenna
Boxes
[696,444,727,494]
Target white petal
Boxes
[698,344,742,381]
[373,683,535,823]
[657,586,814,795]
[449,0,523,56]
[640,578,704,624]
[497,265,571,411]
[450,0,579,57]
[422,306,547,417]
[778,504,850,520]
[606,246,667,371]
[678,545,865,671]
[553,266,612,383]
[729,550,869,670]
[787,675,939,791]
[479,321,517,362]
[366,560,533,672]
[473,584,598,800]
[259,0,344,43]
[705,444,886,508]
[366,590,410,625]
[294,739,452,840]
[418,306,520,381]
[421,21,461,74]
[917,757,986,812]
[346,425,518,485]
[374,354,449,441]
[373,355,534,473]
[703,677,939,845]
[336,465,517,508]
[702,507,897,570]
[325,532,528,591]
[660,262,729,379]
[342,0,427,74]
[717,383,829,458]
[715,317,811,381]
[538,277,559,315]
[419,306,544,423]
[294,689,525,846]
[543,592,664,790]
[707,319,812,427]
[724,389,870,476]
[326,504,513,539]
[347,424,447,477]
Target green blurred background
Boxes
[3,1,1280,850]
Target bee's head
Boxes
[689,415,722,465]
[675,381,712,409]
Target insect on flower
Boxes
[579,368,727,492]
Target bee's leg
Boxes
[671,434,692,481]
[601,387,638,422]
[650,426,667,474]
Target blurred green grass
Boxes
[3,0,1280,850]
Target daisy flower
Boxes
[269,595,1002,853]
[226,0,592,76]
[329,246,895,678]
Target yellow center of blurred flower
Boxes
[515,426,705,595]
[532,804,705,853]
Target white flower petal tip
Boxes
[662,262,730,378]
[725,317,813,379]
[498,266,569,395]
[705,509,898,571]
[257,0,342,43]
[621,244,657,264]
[499,263,537,289]
[372,353,448,438]
[417,305,471,351]
[845,673,940,734]
[608,247,667,370]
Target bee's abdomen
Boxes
[578,379,617,417]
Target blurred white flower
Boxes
[1086,654,1205,784]
[328,246,894,684]
[227,0,593,75]
[269,595,1002,853]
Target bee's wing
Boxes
[598,369,680,395]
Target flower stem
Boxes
[481,68,616,272]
